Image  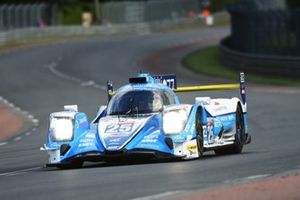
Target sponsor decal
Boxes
[207,119,214,144]
[85,133,95,138]
[153,74,177,89]
[214,119,222,129]
[186,145,197,151]
[141,135,159,143]
[185,140,199,158]
[141,139,158,143]
[217,114,235,122]
[107,138,122,146]
[214,101,220,106]
[109,138,121,143]
[78,134,96,148]
[78,139,94,148]
[107,146,119,150]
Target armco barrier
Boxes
[220,37,300,79]
[0,15,213,46]
[0,24,149,45]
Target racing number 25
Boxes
[105,123,134,133]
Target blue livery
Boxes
[41,73,251,168]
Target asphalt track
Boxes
[0,26,300,200]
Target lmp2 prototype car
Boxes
[41,72,251,168]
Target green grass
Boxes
[182,46,300,86]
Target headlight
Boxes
[49,117,74,142]
[163,109,189,135]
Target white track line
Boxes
[32,119,39,124]
[22,111,28,115]
[0,142,8,146]
[46,60,106,91]
[224,174,271,184]
[8,103,14,107]
[131,191,184,200]
[245,174,271,180]
[47,61,81,83]
[13,136,22,141]
[0,167,42,177]
[15,107,21,111]
[27,114,34,119]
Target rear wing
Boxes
[106,72,246,105]
[106,74,178,101]
[153,74,177,89]
[173,72,246,105]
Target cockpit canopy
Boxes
[107,89,174,115]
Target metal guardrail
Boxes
[101,0,202,24]
[0,1,213,46]
[220,1,300,79]
[220,37,300,79]
[0,4,57,31]
[0,1,205,29]
[0,25,148,45]
[227,3,300,57]
[0,16,210,46]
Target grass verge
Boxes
[182,46,300,86]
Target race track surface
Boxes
[0,27,300,200]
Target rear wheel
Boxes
[196,107,204,157]
[214,104,245,155]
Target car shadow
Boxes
[41,151,255,171]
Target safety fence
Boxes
[0,25,147,45]
[0,4,58,31]
[101,0,202,24]
[226,7,300,56]
[220,1,300,79]
[0,1,206,29]
[220,39,300,79]
[0,0,215,46]
[0,14,213,46]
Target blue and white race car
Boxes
[41,73,251,168]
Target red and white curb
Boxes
[0,96,39,146]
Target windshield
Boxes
[107,90,163,115]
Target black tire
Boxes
[214,104,245,155]
[196,107,204,157]
[57,160,83,169]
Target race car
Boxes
[41,72,251,168]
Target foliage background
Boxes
[0,0,299,24]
